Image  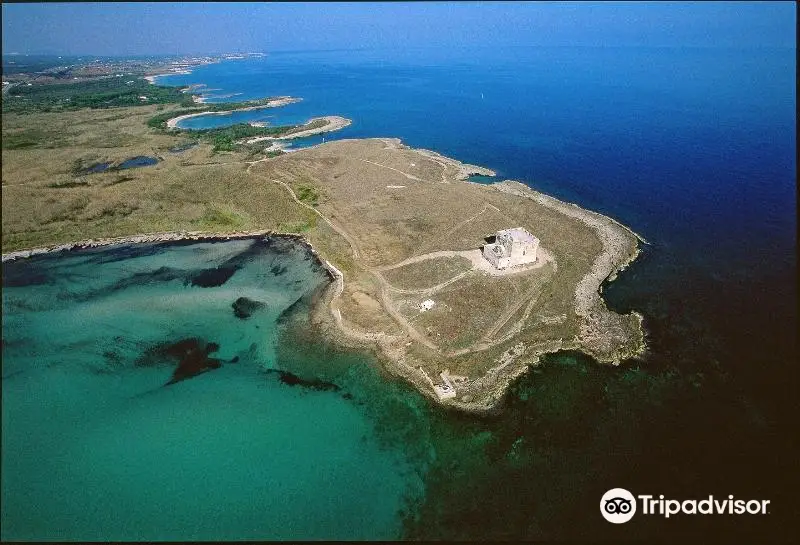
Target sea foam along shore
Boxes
[165,96,302,129]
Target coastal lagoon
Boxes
[3,44,796,541]
[117,155,159,169]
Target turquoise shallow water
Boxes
[1,238,429,540]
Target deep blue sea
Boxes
[3,45,796,540]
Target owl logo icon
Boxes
[600,488,636,523]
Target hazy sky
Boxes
[2,2,796,56]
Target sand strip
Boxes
[165,96,302,129]
[243,116,352,144]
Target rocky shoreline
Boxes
[298,153,647,414]
[317,173,645,413]
[1,230,286,263]
[2,150,646,415]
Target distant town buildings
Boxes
[482,227,539,270]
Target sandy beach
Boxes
[244,116,352,143]
[164,96,302,128]
[144,69,192,84]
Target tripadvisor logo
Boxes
[600,488,770,524]
[601,488,636,523]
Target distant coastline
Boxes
[145,58,352,139]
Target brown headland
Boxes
[2,102,645,412]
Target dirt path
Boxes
[245,162,560,369]
[255,170,439,350]
[481,281,543,342]
[381,270,472,296]
[268,177,361,259]
[381,247,553,277]
[358,159,425,182]
[377,245,556,353]
[411,203,502,257]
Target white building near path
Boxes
[433,371,457,400]
[419,368,458,400]
[482,227,539,270]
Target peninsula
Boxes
[1,89,645,412]
[164,96,302,128]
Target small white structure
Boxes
[420,367,457,400]
[482,227,539,270]
[433,370,457,400]
[419,299,435,312]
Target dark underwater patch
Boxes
[136,337,224,386]
[1,264,50,287]
[119,266,187,288]
[189,266,238,288]
[227,238,273,264]
[264,368,341,393]
[81,243,165,265]
[262,236,298,256]
[62,265,188,303]
[232,296,267,319]
[186,238,274,288]
[270,264,287,276]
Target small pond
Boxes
[117,156,159,169]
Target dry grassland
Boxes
[382,255,472,290]
[2,105,312,251]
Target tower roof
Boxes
[497,227,538,244]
